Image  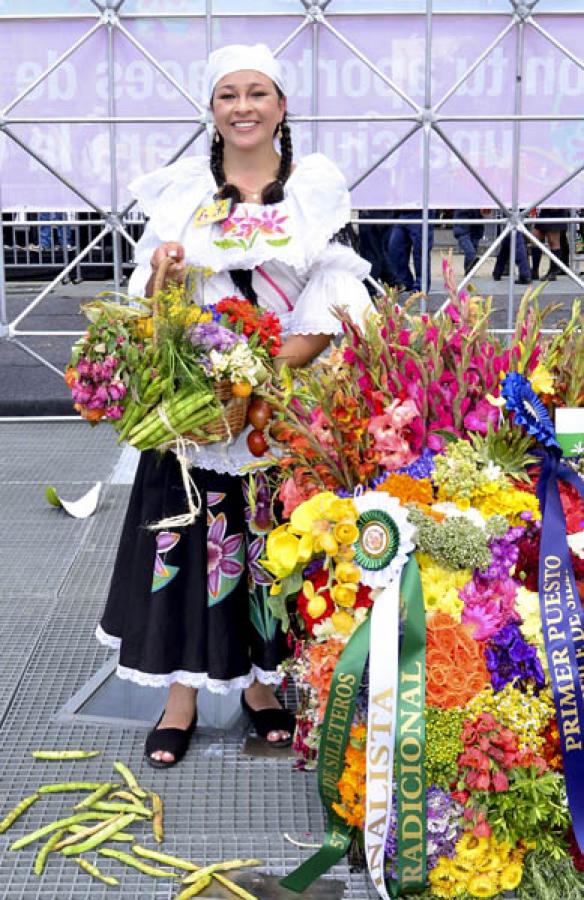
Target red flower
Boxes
[296,569,334,635]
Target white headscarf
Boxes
[203,43,286,104]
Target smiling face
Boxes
[211,70,286,152]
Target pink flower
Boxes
[463,398,499,435]
[108,381,127,401]
[309,408,336,450]
[279,477,309,518]
[492,770,509,792]
[207,512,244,598]
[105,404,124,420]
[473,817,492,838]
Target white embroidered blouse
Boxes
[127,152,373,475]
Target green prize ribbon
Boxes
[280,617,371,892]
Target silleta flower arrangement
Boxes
[65,275,282,451]
[257,266,584,899]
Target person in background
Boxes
[37,211,74,253]
[358,209,395,294]
[453,208,485,275]
[386,209,436,294]
[530,207,568,281]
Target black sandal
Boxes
[241,693,296,748]
[144,711,198,769]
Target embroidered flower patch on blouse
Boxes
[213,206,291,252]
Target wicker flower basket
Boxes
[152,257,249,444]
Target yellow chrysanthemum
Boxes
[471,484,540,526]
[467,873,500,898]
[416,552,471,620]
[500,862,523,891]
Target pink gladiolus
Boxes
[463,398,499,435]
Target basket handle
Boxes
[150,255,176,348]
[152,254,175,295]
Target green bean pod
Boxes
[74,782,117,809]
[112,761,147,799]
[176,875,213,898]
[61,813,137,856]
[107,790,143,805]
[0,793,39,834]
[38,782,103,795]
[213,873,259,900]
[151,791,163,844]
[9,812,109,850]
[69,824,134,843]
[91,801,152,817]
[98,847,179,878]
[54,816,123,851]
[132,844,198,871]
[33,828,65,876]
[75,857,119,886]
[31,750,100,760]
[183,859,263,884]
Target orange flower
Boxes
[332,723,367,830]
[376,473,434,508]
[426,612,488,708]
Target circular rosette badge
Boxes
[353,491,416,589]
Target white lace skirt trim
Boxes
[96,625,282,694]
[95,623,120,649]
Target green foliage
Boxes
[473,767,570,856]
[407,507,492,572]
[469,419,538,483]
[516,849,584,900]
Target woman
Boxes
[96,43,372,768]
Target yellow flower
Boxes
[302,580,329,619]
[499,862,523,891]
[467,873,500,898]
[334,520,359,544]
[263,526,311,581]
[335,544,357,562]
[331,583,358,608]
[457,833,490,861]
[529,363,554,395]
[334,562,361,584]
[331,610,355,636]
[416,553,471,620]
[455,497,471,511]
[429,859,466,898]
[134,316,154,338]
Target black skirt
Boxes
[97,451,288,692]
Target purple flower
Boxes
[76,358,92,377]
[108,381,127,401]
[189,322,242,353]
[207,512,244,598]
[71,383,93,405]
[105,405,124,420]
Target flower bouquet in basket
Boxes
[65,259,282,451]
[255,262,584,900]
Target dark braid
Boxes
[262,112,293,204]
[210,88,293,303]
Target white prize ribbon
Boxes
[353,491,416,899]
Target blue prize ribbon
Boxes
[537,451,584,850]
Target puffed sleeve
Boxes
[287,242,373,335]
[127,220,160,298]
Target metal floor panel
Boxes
[0,424,121,485]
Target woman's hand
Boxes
[146,242,186,296]
[275,333,332,371]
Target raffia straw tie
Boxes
[146,404,203,531]
[282,832,321,850]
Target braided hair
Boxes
[209,91,293,302]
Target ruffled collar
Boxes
[128,153,351,273]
